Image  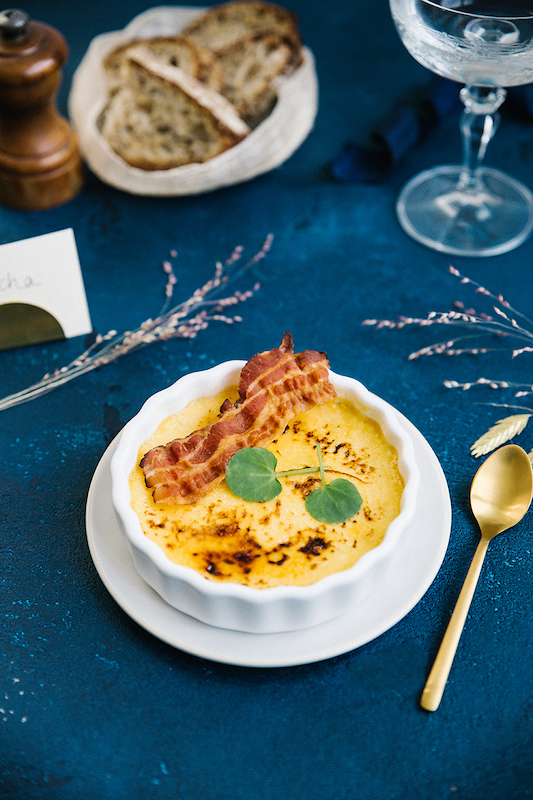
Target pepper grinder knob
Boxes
[0,8,84,209]
[0,8,28,38]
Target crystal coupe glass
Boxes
[389,0,533,256]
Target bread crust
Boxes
[217,32,294,123]
[99,1,304,169]
[100,55,249,170]
[103,35,224,94]
[182,0,301,53]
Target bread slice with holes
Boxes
[99,51,250,170]
[182,0,301,57]
[103,35,224,96]
[217,32,294,125]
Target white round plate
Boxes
[86,409,451,668]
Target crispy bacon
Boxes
[140,332,337,504]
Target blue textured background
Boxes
[2,1,533,798]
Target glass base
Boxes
[396,165,533,257]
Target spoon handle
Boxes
[420,537,490,711]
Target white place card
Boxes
[0,228,92,351]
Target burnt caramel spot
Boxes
[196,533,265,579]
[268,553,289,565]
[214,520,240,536]
[265,540,292,565]
[147,518,167,530]
[299,536,329,556]
[233,550,257,564]
[293,476,321,498]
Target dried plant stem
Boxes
[0,236,272,412]
[363,265,533,364]
[364,265,533,456]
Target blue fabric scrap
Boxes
[329,77,533,184]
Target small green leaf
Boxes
[226,444,364,524]
[226,447,282,502]
[305,479,363,524]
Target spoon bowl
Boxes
[421,444,533,711]
[471,444,533,539]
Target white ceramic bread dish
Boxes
[68,6,318,196]
[110,362,420,633]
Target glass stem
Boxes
[457,85,506,193]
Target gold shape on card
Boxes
[0,302,65,351]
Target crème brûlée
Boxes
[129,387,404,589]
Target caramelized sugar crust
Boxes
[130,391,404,588]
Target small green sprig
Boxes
[225,443,363,524]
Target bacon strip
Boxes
[140,332,336,504]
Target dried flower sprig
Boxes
[0,236,271,412]
[363,265,533,458]
[363,266,533,363]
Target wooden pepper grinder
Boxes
[0,8,83,210]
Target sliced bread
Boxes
[182,1,301,57]
[103,35,224,96]
[217,32,294,125]
[99,52,250,170]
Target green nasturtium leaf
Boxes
[226,447,282,502]
[305,479,363,524]
[226,444,364,524]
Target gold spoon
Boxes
[421,444,533,712]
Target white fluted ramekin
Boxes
[110,361,419,633]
